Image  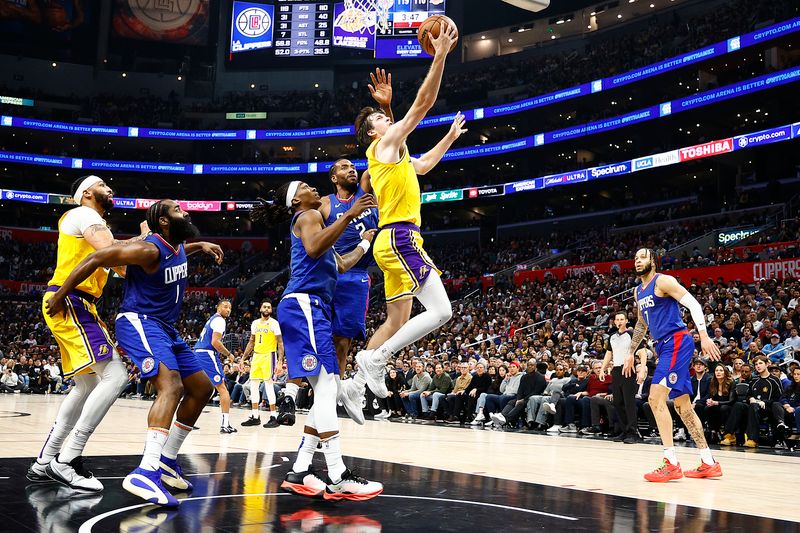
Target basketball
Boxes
[417,15,458,56]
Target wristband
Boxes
[358,239,371,253]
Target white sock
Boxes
[221,413,229,427]
[663,447,678,465]
[59,425,94,464]
[320,434,347,482]
[699,447,715,465]
[38,373,99,463]
[285,382,299,402]
[292,433,320,473]
[140,428,169,470]
[161,421,192,460]
[269,411,277,419]
[251,409,259,419]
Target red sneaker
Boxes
[684,462,722,479]
[644,459,683,482]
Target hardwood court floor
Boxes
[1,394,798,531]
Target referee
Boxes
[600,312,645,444]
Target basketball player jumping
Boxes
[28,175,146,492]
[46,200,224,507]
[250,181,382,500]
[352,24,464,397]
[628,248,723,482]
[241,300,284,428]
[194,299,238,434]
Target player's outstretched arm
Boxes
[657,274,720,360]
[378,25,457,157]
[45,242,160,318]
[296,195,376,259]
[412,112,467,175]
[368,68,394,123]
[212,332,233,360]
[335,229,376,273]
[185,241,224,263]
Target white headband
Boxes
[73,175,103,204]
[285,181,301,208]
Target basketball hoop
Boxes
[337,0,380,35]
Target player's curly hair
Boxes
[355,106,380,149]
[145,200,171,236]
[249,182,294,227]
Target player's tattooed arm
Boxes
[625,295,648,377]
[334,229,377,273]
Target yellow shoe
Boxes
[743,439,758,448]
[720,434,736,446]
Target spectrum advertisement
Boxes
[1,17,797,142]
[4,122,796,211]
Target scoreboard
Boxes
[230,0,447,59]
[274,0,331,57]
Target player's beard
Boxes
[170,215,200,243]
[635,260,652,276]
[340,177,358,195]
[93,190,114,213]
[260,311,271,319]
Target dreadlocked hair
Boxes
[249,182,294,227]
[355,106,380,149]
[145,200,171,235]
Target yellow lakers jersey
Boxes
[366,138,421,228]
[252,317,280,354]
[48,210,109,298]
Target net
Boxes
[337,0,381,35]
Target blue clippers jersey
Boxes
[120,234,188,325]
[325,185,379,271]
[636,273,686,341]
[283,212,338,304]
[195,313,222,352]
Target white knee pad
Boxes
[250,379,262,403]
[416,272,453,326]
[308,368,339,434]
[264,380,277,406]
[97,353,129,393]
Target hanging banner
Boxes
[113,0,210,45]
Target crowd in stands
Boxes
[1,0,793,130]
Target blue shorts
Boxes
[116,312,203,379]
[277,293,338,379]
[195,349,224,386]
[331,269,370,340]
[652,330,694,399]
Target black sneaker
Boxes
[281,466,326,498]
[611,432,625,442]
[241,416,261,427]
[26,461,52,483]
[623,433,640,444]
[277,397,296,426]
[220,426,238,434]
[263,417,280,428]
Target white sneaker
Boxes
[470,411,485,425]
[46,456,103,493]
[374,410,390,420]
[337,378,365,425]
[559,424,578,433]
[546,425,561,433]
[490,413,506,427]
[323,469,383,501]
[355,350,388,398]
[543,402,556,415]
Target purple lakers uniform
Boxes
[637,274,694,399]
